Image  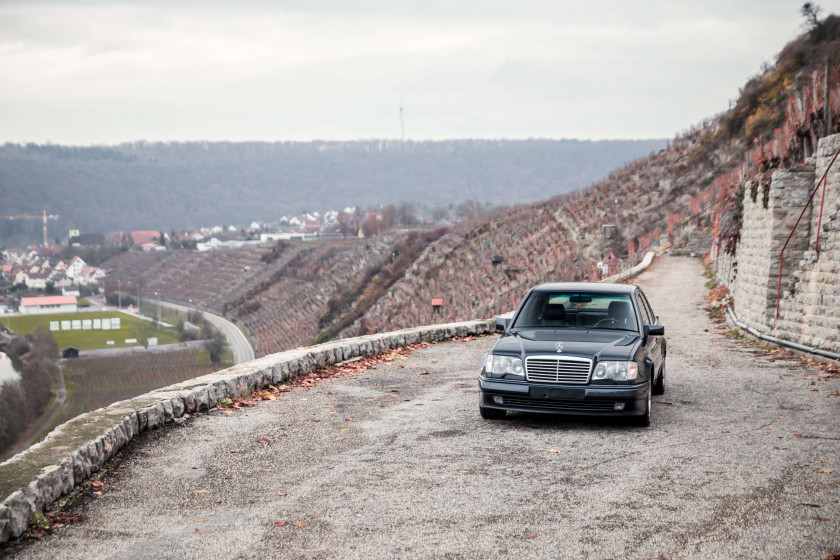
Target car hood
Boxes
[495,329,638,361]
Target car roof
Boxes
[530,282,638,295]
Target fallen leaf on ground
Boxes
[795,463,809,468]
[193,519,207,523]
[195,489,209,494]
[257,439,271,444]
[548,449,561,454]
[817,469,832,474]
[193,528,204,533]
[274,520,289,527]
[91,480,104,488]
[92,491,103,496]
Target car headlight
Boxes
[593,361,638,381]
[483,354,524,377]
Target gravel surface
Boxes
[5,256,839,559]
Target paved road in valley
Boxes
[159,301,255,364]
[9,257,840,559]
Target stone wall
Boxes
[775,134,840,350]
[732,170,815,328]
[721,133,840,352]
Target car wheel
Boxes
[652,360,666,395]
[631,391,651,427]
[479,406,506,420]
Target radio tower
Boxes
[400,100,404,142]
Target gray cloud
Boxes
[0,0,836,144]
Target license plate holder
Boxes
[529,386,585,400]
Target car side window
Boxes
[636,292,653,326]
[639,292,658,325]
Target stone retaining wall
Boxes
[0,319,494,543]
[601,251,656,283]
[717,133,840,353]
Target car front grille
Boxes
[525,356,592,384]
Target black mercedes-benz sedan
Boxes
[478,282,666,426]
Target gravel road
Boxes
[6,256,839,559]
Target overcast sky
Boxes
[1,0,837,145]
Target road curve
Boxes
[159,301,255,364]
[9,256,840,559]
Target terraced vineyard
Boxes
[105,237,409,356]
[340,129,723,336]
[47,347,216,436]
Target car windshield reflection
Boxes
[511,292,639,332]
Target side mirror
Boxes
[645,325,664,336]
[495,317,511,333]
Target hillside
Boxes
[343,16,840,337]
[102,16,840,356]
[104,235,417,355]
[0,138,665,246]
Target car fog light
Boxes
[493,396,504,405]
[613,402,625,411]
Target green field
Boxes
[0,312,179,350]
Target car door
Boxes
[636,290,664,371]
[635,290,663,379]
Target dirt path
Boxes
[7,256,840,559]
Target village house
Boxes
[19,295,78,315]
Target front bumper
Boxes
[479,376,650,417]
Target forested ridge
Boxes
[0,138,664,243]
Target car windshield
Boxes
[511,292,638,332]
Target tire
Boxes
[630,391,651,427]
[479,406,506,420]
[652,360,666,395]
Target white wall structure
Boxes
[18,296,78,315]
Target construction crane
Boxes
[0,210,60,247]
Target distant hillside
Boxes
[0,138,664,245]
[101,16,840,356]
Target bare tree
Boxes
[133,319,157,349]
[801,3,825,39]
[203,331,228,368]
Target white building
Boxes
[19,295,78,315]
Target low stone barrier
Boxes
[0,319,494,543]
[601,251,656,283]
